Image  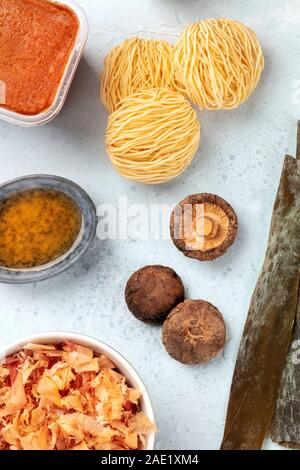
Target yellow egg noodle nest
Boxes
[106,88,201,184]
[173,18,264,110]
[0,342,156,450]
[101,37,180,113]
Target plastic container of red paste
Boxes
[0,0,88,126]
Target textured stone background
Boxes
[0,0,299,450]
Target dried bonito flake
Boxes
[0,342,156,450]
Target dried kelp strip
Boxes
[271,123,300,449]
[221,147,300,450]
[271,288,300,448]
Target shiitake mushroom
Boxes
[170,193,238,261]
[125,265,185,323]
[162,300,226,365]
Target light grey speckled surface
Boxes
[0,0,299,450]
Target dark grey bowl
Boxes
[0,175,97,284]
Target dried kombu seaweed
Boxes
[271,124,300,449]
[221,125,300,450]
[271,289,300,449]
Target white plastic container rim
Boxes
[0,0,88,127]
[0,331,156,450]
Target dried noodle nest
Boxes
[101,37,179,113]
[106,88,201,184]
[173,18,265,110]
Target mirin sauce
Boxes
[0,189,82,269]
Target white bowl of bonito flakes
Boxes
[0,332,156,450]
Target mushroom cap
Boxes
[170,193,238,261]
[125,265,185,323]
[162,299,226,365]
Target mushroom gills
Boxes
[184,203,230,251]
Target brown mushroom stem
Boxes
[202,215,218,239]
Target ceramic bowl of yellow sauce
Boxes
[0,175,97,284]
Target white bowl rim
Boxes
[0,331,155,451]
